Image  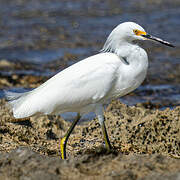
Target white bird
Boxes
[4,22,174,159]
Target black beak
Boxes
[142,34,175,48]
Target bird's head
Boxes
[101,22,175,54]
[115,22,175,47]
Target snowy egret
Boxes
[5,22,174,159]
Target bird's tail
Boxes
[4,90,31,119]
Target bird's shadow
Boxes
[13,119,32,127]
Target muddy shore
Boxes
[0,98,179,179]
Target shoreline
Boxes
[0,98,179,179]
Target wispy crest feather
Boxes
[100,28,119,54]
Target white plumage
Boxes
[5,22,173,124]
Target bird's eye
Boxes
[133,29,139,35]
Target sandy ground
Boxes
[0,98,179,179]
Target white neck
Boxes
[101,37,139,59]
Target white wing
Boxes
[8,53,122,118]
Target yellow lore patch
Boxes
[133,29,147,36]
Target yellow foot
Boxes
[60,137,66,159]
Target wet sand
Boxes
[0,99,179,179]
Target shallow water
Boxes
[0,0,179,113]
